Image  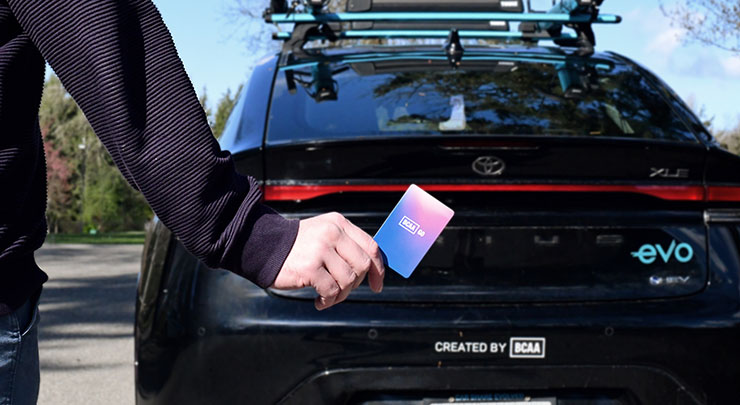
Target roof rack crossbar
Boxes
[273,30,577,40]
[279,57,612,72]
[276,52,614,71]
[266,11,621,24]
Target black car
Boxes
[135,1,740,403]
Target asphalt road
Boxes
[35,243,142,405]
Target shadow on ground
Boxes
[35,244,141,343]
[37,273,138,341]
[35,244,142,404]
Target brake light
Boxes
[262,184,707,201]
[706,186,740,202]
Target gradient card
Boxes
[373,185,455,278]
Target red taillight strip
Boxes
[262,184,709,201]
[706,186,740,202]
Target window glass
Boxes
[267,59,696,143]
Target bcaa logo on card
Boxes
[399,216,425,237]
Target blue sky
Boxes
[151,0,740,130]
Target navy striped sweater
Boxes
[0,0,299,315]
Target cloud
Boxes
[628,5,739,80]
[627,6,684,56]
[675,50,725,77]
[673,51,740,79]
[615,6,686,70]
[646,27,684,57]
[623,6,738,80]
[721,56,740,78]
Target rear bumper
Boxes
[136,224,740,405]
[135,267,740,405]
[279,365,700,404]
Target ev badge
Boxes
[631,240,694,265]
[472,156,505,176]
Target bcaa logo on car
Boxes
[509,337,546,359]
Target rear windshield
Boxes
[267,56,697,143]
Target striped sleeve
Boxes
[6,0,298,287]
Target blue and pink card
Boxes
[373,184,455,278]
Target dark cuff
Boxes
[239,203,300,288]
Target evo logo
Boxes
[399,216,425,237]
[509,337,546,359]
[631,240,694,265]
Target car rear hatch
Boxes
[261,50,710,304]
[264,136,708,303]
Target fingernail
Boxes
[315,297,327,310]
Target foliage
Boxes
[684,94,715,130]
[683,96,740,156]
[44,140,73,234]
[40,75,152,233]
[40,76,89,232]
[199,86,214,128]
[717,122,740,155]
[80,151,151,232]
[225,0,282,60]
[227,0,394,53]
[45,231,146,245]
[211,85,244,138]
[661,0,740,53]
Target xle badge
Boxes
[650,167,689,179]
[509,337,546,359]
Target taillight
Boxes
[706,186,740,202]
[262,184,709,202]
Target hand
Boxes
[271,212,385,310]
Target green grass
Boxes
[45,231,146,245]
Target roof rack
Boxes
[272,30,578,42]
[276,50,616,72]
[265,0,620,66]
[276,47,615,103]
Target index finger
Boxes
[339,218,385,293]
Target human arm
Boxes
[7,0,384,300]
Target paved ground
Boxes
[35,243,142,405]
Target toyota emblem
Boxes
[472,156,505,176]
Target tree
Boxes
[40,75,87,231]
[211,85,243,138]
[40,75,152,233]
[81,150,151,232]
[226,0,282,63]
[199,86,214,128]
[44,140,73,234]
[661,0,740,54]
[717,122,740,154]
[227,0,354,56]
[684,94,715,130]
